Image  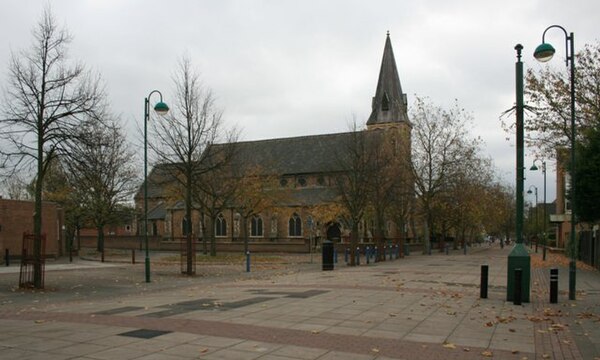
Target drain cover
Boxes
[119,329,171,339]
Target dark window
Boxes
[317,176,325,186]
[288,213,302,237]
[280,178,288,187]
[298,177,307,187]
[216,214,227,237]
[251,216,263,237]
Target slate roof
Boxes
[214,131,359,176]
[147,202,166,220]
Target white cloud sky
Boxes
[1,0,599,202]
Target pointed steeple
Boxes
[367,32,409,127]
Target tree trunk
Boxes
[97,225,104,253]
[184,171,194,274]
[33,140,44,288]
[423,217,431,255]
[209,215,217,257]
[242,216,249,254]
[349,222,359,266]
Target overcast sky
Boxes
[1,0,599,202]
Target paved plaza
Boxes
[0,245,598,359]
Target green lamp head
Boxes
[533,42,556,62]
[527,189,533,194]
[530,164,538,171]
[154,101,169,115]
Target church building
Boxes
[136,33,413,252]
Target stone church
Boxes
[136,33,412,252]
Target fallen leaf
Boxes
[199,348,208,353]
[371,348,380,353]
[311,330,320,334]
[481,350,493,357]
[463,347,470,352]
[509,328,516,333]
[512,349,519,354]
[443,342,456,349]
[542,354,551,359]
[34,320,45,324]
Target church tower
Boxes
[367,32,411,132]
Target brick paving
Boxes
[0,245,598,360]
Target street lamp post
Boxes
[527,185,539,253]
[534,25,577,300]
[506,44,531,303]
[531,159,547,260]
[144,90,169,283]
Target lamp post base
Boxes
[507,243,531,302]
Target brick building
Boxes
[0,198,64,261]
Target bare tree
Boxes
[333,123,375,266]
[411,97,482,254]
[193,161,239,257]
[233,166,283,254]
[65,118,138,252]
[3,175,30,200]
[148,55,235,273]
[0,7,104,288]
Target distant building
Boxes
[134,34,413,251]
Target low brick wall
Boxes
[78,235,309,253]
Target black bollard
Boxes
[513,268,522,305]
[480,265,489,299]
[101,250,105,263]
[246,251,251,272]
[322,241,334,271]
[132,249,136,264]
[550,268,558,304]
[5,249,9,267]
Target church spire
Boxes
[367,33,409,127]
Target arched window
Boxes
[288,213,302,237]
[251,216,263,237]
[182,217,191,236]
[381,92,390,111]
[215,213,227,237]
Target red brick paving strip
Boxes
[0,309,531,360]
[531,268,584,360]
